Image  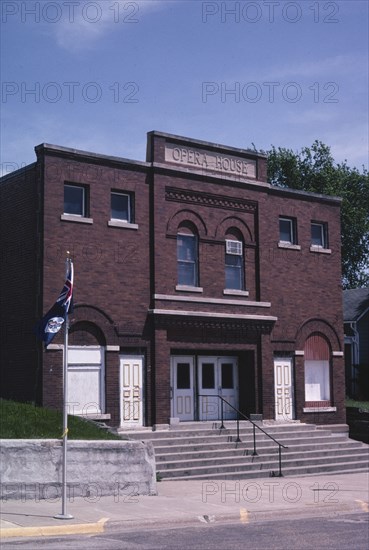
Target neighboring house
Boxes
[343,288,369,399]
[0,131,345,428]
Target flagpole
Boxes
[54,255,73,520]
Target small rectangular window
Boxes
[202,363,215,389]
[279,217,297,244]
[311,222,328,248]
[64,184,86,216]
[221,363,234,389]
[111,192,132,222]
[177,363,191,389]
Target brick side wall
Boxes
[0,165,42,403]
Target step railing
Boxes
[198,394,288,477]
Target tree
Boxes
[265,141,369,289]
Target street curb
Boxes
[0,517,109,539]
[103,502,368,532]
[1,502,367,539]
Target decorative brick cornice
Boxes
[165,186,257,213]
[152,310,275,337]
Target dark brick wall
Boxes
[0,165,42,404]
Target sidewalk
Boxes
[1,472,368,539]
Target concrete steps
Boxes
[118,422,369,480]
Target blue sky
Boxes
[1,0,368,174]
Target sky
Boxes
[1,0,368,175]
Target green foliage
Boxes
[0,399,122,440]
[345,398,369,411]
[265,140,369,288]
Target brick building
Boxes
[0,131,345,427]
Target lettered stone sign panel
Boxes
[165,143,257,179]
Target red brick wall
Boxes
[39,151,151,420]
[149,132,344,425]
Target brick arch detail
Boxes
[166,208,208,237]
[295,318,341,352]
[69,321,107,346]
[215,215,253,243]
[70,304,117,344]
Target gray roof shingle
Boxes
[343,288,369,322]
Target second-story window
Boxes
[225,239,244,290]
[311,222,328,248]
[279,217,297,245]
[177,233,198,287]
[111,192,133,222]
[64,184,87,216]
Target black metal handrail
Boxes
[198,394,288,477]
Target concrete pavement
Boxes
[1,472,368,539]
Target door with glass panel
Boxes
[198,357,238,420]
[171,356,195,421]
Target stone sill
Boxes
[223,289,249,297]
[303,407,337,413]
[61,214,93,224]
[175,285,203,293]
[278,242,301,251]
[108,220,138,230]
[310,245,332,254]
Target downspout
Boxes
[350,321,360,393]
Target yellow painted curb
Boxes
[0,517,109,539]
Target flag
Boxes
[37,260,74,346]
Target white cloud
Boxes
[264,54,368,80]
[50,1,165,52]
[286,108,338,124]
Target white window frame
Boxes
[311,222,328,248]
[279,217,296,245]
[304,360,330,401]
[64,184,86,217]
[111,191,132,223]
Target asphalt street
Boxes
[1,512,368,550]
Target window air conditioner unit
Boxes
[226,240,243,255]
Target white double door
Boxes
[171,356,238,421]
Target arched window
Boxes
[304,334,331,403]
[177,228,198,287]
[225,230,244,291]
